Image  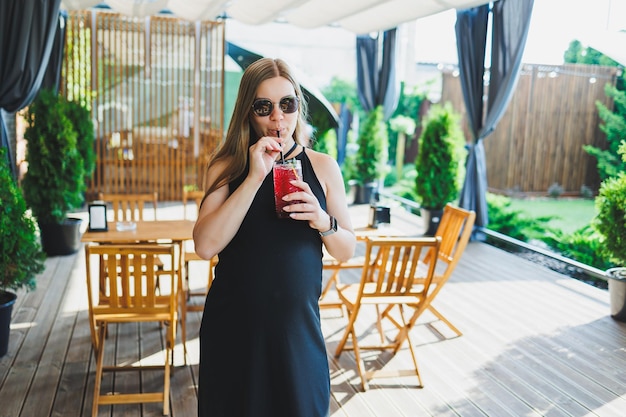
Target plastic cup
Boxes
[273,159,302,218]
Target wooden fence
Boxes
[61,10,225,201]
[441,63,619,195]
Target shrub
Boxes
[313,127,337,159]
[415,103,465,209]
[593,140,626,265]
[0,148,46,291]
[585,82,626,180]
[22,89,85,225]
[580,184,594,199]
[65,100,95,183]
[486,193,612,271]
[547,182,564,198]
[354,105,388,184]
[541,226,614,271]
[486,193,554,241]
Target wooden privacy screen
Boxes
[441,63,619,195]
[61,10,225,201]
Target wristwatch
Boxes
[319,215,338,237]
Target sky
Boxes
[414,0,626,65]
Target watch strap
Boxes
[319,215,337,237]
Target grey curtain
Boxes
[456,0,534,227]
[356,28,399,120]
[336,102,352,165]
[41,10,67,93]
[0,0,62,172]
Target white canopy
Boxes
[61,0,491,34]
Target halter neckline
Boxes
[283,141,298,159]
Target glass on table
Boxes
[116,221,137,231]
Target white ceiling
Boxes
[61,0,491,34]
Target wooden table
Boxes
[81,220,195,245]
[347,204,425,238]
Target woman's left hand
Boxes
[281,179,329,231]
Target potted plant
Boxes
[415,103,465,235]
[353,105,388,204]
[0,147,46,357]
[65,99,96,202]
[22,89,86,256]
[593,140,626,322]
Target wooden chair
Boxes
[417,203,476,336]
[98,192,159,222]
[378,203,476,338]
[320,246,366,311]
[334,236,441,391]
[84,243,178,416]
[321,231,397,311]
[182,189,218,312]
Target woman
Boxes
[193,57,356,417]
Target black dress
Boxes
[198,149,330,417]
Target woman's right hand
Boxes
[248,136,283,183]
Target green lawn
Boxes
[507,197,597,235]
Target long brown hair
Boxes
[203,58,309,196]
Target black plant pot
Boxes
[39,217,83,256]
[0,290,17,358]
[421,208,444,237]
[354,182,378,205]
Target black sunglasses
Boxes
[251,96,299,117]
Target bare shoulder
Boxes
[304,148,344,196]
[305,148,340,172]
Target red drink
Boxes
[273,159,302,218]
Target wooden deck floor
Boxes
[1,203,626,417]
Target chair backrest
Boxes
[359,237,441,299]
[98,192,158,222]
[182,189,205,220]
[84,244,177,331]
[431,203,476,282]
